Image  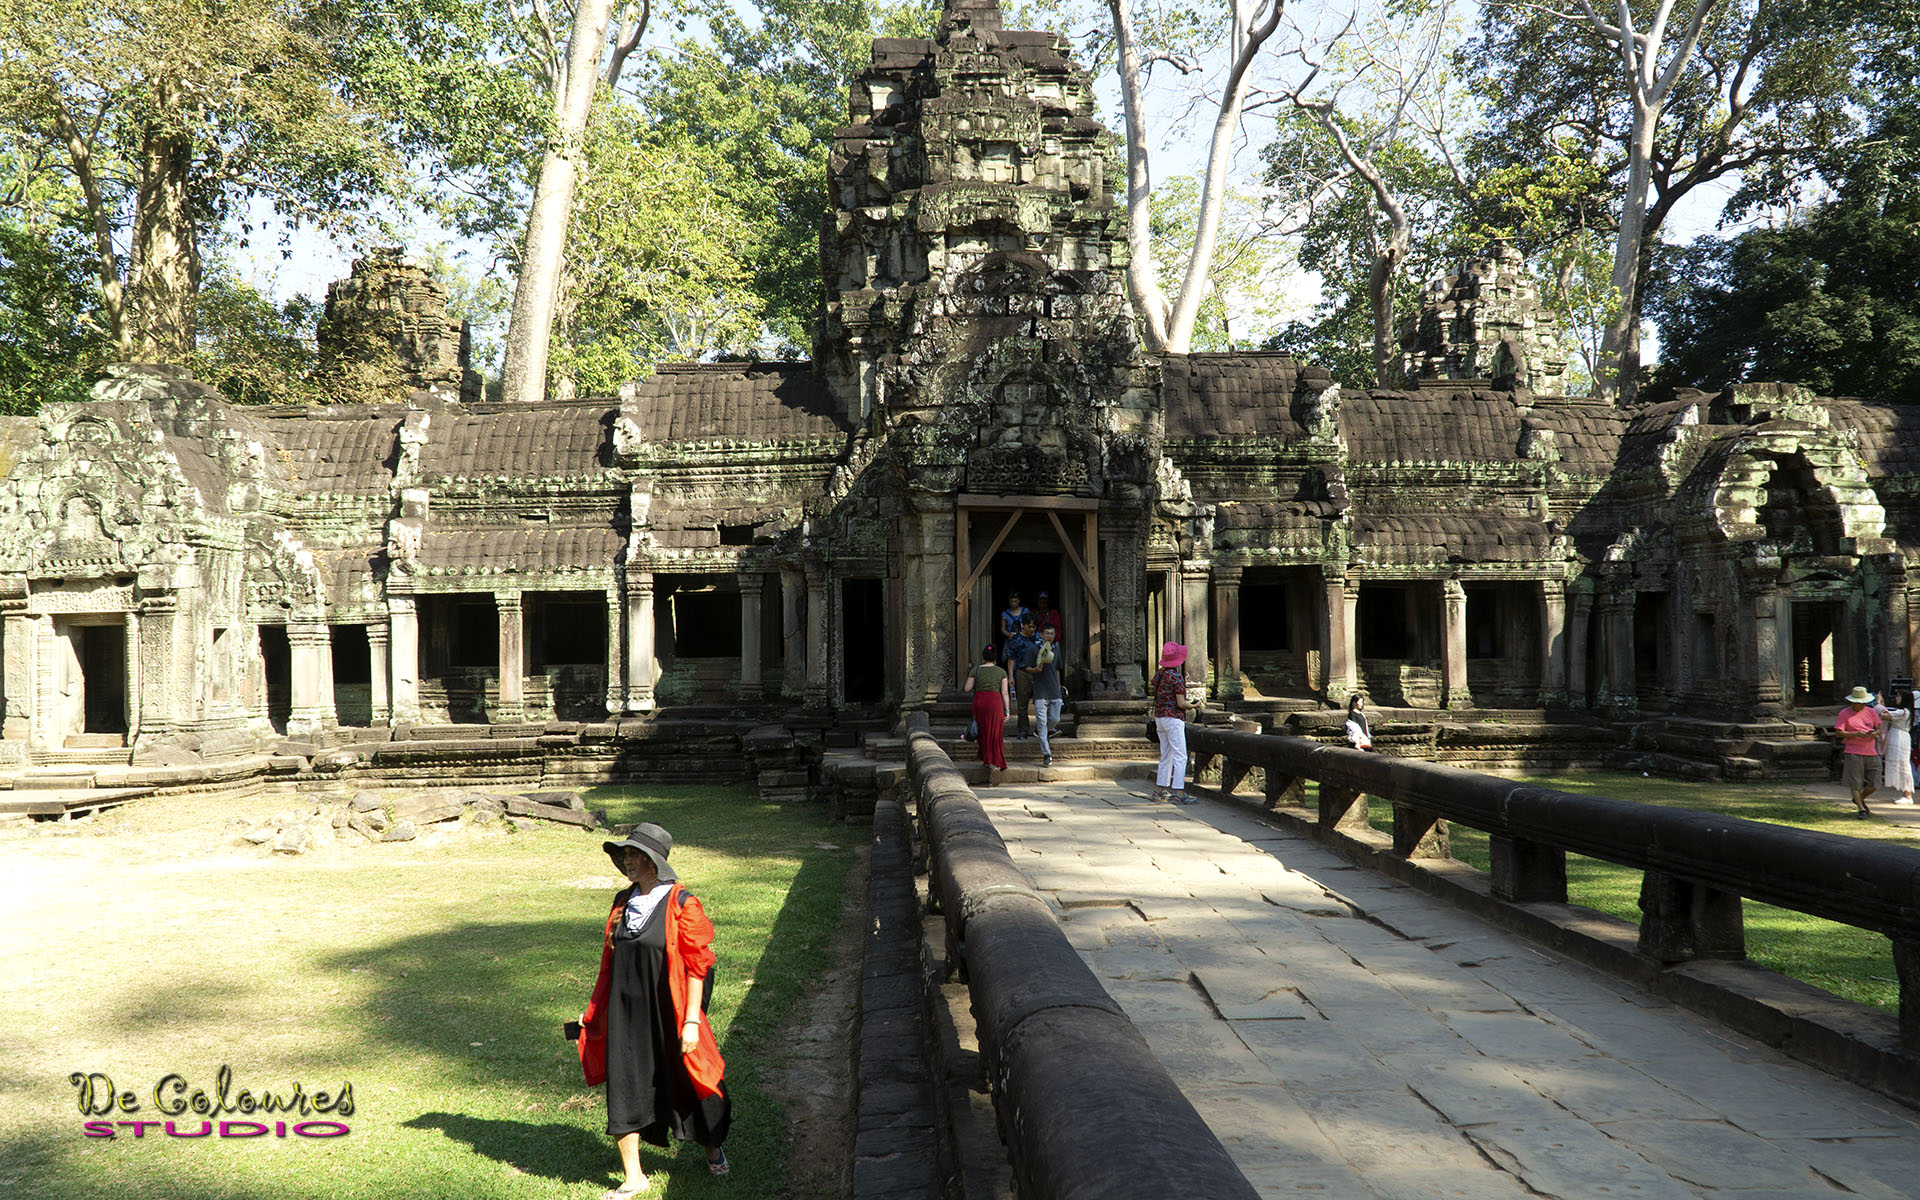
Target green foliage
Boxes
[182,268,327,406]
[635,1,942,352]
[1645,48,1920,400]
[1148,174,1292,351]
[0,218,107,413]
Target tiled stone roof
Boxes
[416,523,623,574]
[1161,353,1312,440]
[1527,400,1629,471]
[256,409,403,496]
[1826,401,1920,477]
[1353,514,1553,564]
[1341,390,1524,462]
[620,363,852,443]
[420,401,616,479]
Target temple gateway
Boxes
[1,0,1914,783]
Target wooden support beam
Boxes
[954,509,1023,606]
[1044,510,1106,610]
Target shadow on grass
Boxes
[401,1112,610,1185]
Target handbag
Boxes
[1144,713,1159,743]
[964,717,979,742]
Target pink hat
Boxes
[1159,641,1188,667]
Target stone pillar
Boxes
[1322,569,1356,703]
[133,582,175,738]
[1744,566,1785,718]
[33,615,54,751]
[367,623,391,724]
[738,573,764,701]
[1539,578,1567,706]
[624,571,656,712]
[1213,566,1242,701]
[495,591,524,722]
[780,567,806,699]
[916,502,955,704]
[805,566,830,708]
[286,620,333,736]
[126,608,143,742]
[1443,577,1473,709]
[1180,564,1211,694]
[0,585,31,741]
[1567,581,1593,708]
[1602,583,1638,717]
[388,592,420,724]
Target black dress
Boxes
[604,891,732,1147]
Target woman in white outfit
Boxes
[1878,686,1915,804]
[1345,694,1373,750]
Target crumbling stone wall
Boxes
[317,249,481,403]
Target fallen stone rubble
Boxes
[233,788,604,854]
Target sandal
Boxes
[602,1181,650,1200]
[707,1148,730,1177]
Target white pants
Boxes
[1035,698,1063,755]
[1155,717,1187,788]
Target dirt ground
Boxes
[0,790,870,1200]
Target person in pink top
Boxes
[1835,685,1883,817]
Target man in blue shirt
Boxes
[1006,616,1039,739]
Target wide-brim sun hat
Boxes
[1845,686,1876,705]
[603,822,677,881]
[1159,641,1188,667]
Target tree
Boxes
[1467,0,1883,401]
[0,217,107,412]
[1110,0,1283,354]
[0,0,395,360]
[1263,0,1469,384]
[635,1,940,354]
[1646,99,1920,401]
[1148,174,1294,351]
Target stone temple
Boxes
[1,0,1915,786]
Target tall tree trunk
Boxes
[500,0,617,405]
[1164,0,1282,355]
[46,101,127,355]
[1597,101,1657,403]
[126,114,199,362]
[1110,0,1170,351]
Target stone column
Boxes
[1567,581,1593,708]
[1602,583,1638,717]
[738,573,764,701]
[495,592,524,722]
[780,567,806,699]
[388,592,420,724]
[805,566,830,708]
[133,582,175,739]
[0,585,31,742]
[1180,564,1211,693]
[624,571,656,712]
[367,623,391,724]
[1322,569,1356,703]
[1744,566,1786,718]
[1213,566,1242,701]
[605,587,624,718]
[126,608,143,742]
[1539,578,1567,706]
[916,501,955,705]
[1443,577,1473,710]
[286,620,333,736]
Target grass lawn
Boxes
[1346,771,1906,1012]
[0,783,854,1200]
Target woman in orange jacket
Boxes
[576,823,730,1196]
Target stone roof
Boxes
[1826,401,1920,477]
[1352,514,1553,565]
[1340,389,1525,462]
[255,408,403,496]
[416,523,624,575]
[620,363,851,444]
[421,401,615,479]
[1161,353,1314,440]
[1526,400,1630,471]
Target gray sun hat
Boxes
[603,822,677,882]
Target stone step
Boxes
[17,771,98,790]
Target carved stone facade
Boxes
[317,248,482,403]
[0,0,1913,780]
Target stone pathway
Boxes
[977,779,1920,1199]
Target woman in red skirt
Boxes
[965,644,1010,782]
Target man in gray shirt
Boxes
[1025,623,1065,766]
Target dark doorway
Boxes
[332,625,372,726]
[671,588,741,658]
[259,625,291,734]
[79,624,128,735]
[989,551,1060,641]
[842,578,885,703]
[1791,600,1845,708]
[1357,585,1413,660]
[530,595,608,668]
